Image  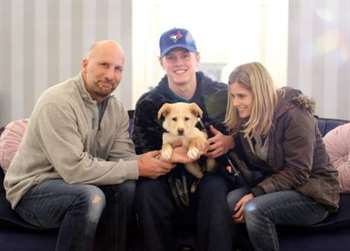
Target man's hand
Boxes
[206,125,234,158]
[232,193,254,223]
[138,151,175,178]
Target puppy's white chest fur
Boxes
[158,102,216,178]
[161,128,206,160]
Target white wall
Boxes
[288,0,350,120]
[0,0,132,127]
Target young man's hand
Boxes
[206,125,235,158]
[171,146,197,163]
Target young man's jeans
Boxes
[227,187,329,251]
[14,179,136,251]
[136,174,235,251]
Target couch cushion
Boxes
[0,228,57,251]
[279,226,350,251]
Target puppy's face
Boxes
[158,102,203,137]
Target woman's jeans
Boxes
[227,187,329,251]
[15,179,136,251]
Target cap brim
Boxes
[160,44,197,57]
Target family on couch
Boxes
[0,27,346,251]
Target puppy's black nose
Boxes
[178,128,184,135]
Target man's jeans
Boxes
[227,187,329,251]
[15,179,136,251]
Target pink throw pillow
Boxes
[0,119,29,172]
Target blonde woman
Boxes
[225,62,340,251]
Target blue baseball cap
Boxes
[159,28,198,57]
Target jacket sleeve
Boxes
[257,108,316,193]
[132,98,163,154]
[35,103,138,185]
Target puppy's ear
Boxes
[189,103,203,118]
[158,103,171,119]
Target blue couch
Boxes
[1,115,350,251]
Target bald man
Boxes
[4,40,191,251]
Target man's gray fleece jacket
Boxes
[4,74,139,208]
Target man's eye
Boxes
[172,117,177,122]
[115,67,123,73]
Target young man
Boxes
[4,40,191,251]
[132,28,236,251]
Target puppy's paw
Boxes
[160,148,173,160]
[187,147,200,160]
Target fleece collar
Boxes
[273,87,315,121]
[74,73,111,105]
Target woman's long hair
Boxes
[224,62,277,138]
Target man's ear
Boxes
[81,58,88,72]
[158,103,171,119]
[189,103,203,118]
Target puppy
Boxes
[158,102,216,178]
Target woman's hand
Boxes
[206,125,235,158]
[232,193,254,223]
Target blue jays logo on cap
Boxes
[159,28,198,57]
[169,31,183,43]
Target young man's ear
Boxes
[159,56,164,68]
[195,52,200,64]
